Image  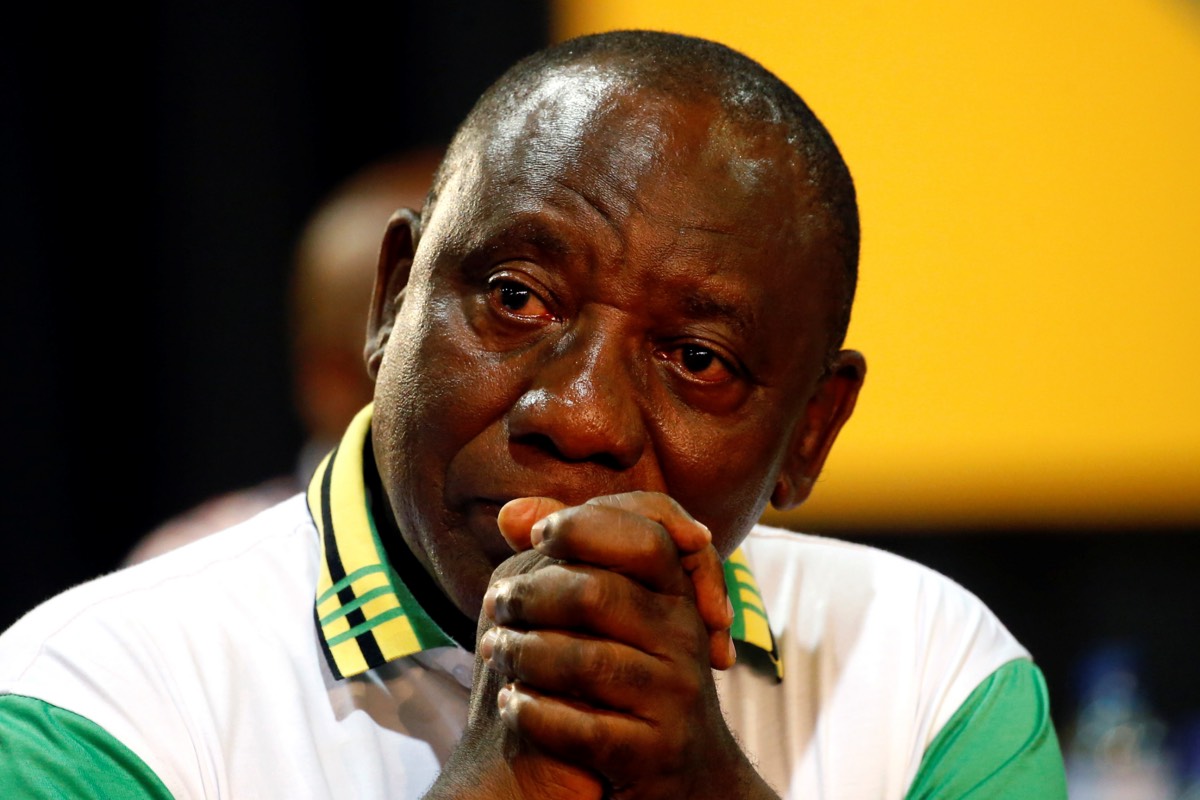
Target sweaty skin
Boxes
[367,63,864,799]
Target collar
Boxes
[309,404,783,681]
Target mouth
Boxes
[445,459,644,562]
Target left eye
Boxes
[671,344,735,383]
[498,282,532,311]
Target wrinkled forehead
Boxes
[461,66,810,224]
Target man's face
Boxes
[371,71,854,618]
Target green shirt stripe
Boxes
[905,659,1068,799]
[316,563,386,606]
[0,695,173,799]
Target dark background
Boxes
[1,1,552,619]
[2,0,1196,768]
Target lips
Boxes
[449,473,621,521]
[457,486,608,566]
[452,460,645,508]
[456,499,516,562]
[443,439,659,567]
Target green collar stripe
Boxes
[363,484,456,652]
[726,560,755,584]
[724,551,783,680]
[319,585,395,627]
[736,588,767,616]
[383,561,459,650]
[325,607,411,649]
[316,564,386,607]
[310,403,783,681]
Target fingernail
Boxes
[727,635,737,664]
[479,629,497,662]
[725,594,735,624]
[497,684,512,709]
[530,518,547,545]
[698,522,712,542]
[482,583,499,619]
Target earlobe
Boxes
[771,350,866,510]
[365,208,422,380]
[771,474,813,511]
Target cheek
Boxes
[377,297,524,464]
[652,405,789,557]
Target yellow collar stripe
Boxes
[310,405,452,679]
[725,549,784,681]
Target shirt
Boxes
[0,405,1066,797]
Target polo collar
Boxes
[309,404,783,681]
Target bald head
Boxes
[428,30,859,355]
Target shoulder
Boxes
[738,523,1028,671]
[1,493,316,676]
[0,494,320,794]
[739,520,1032,738]
[1,494,317,677]
[718,526,1064,797]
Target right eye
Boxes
[486,274,554,322]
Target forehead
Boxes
[475,67,804,227]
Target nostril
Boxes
[511,432,627,471]
[512,432,564,460]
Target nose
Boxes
[506,318,647,471]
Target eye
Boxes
[486,274,554,321]
[666,343,738,384]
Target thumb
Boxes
[496,497,567,551]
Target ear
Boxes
[771,350,866,510]
[365,208,422,380]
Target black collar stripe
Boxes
[309,406,453,679]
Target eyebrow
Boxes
[679,291,755,339]
[473,215,578,262]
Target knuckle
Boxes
[616,657,655,691]
[492,628,522,673]
[493,577,531,623]
[584,641,655,692]
[584,570,666,629]
[574,569,615,615]
[575,640,618,684]
[630,578,667,625]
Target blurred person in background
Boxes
[122,147,444,565]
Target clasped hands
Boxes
[426,492,777,800]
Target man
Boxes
[122,147,444,565]
[0,30,1067,798]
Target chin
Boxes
[428,546,499,619]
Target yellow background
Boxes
[552,0,1200,531]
